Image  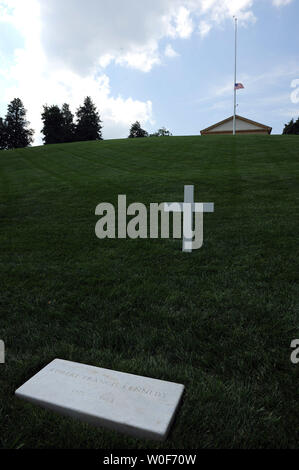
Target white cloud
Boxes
[0,0,154,143]
[165,44,179,58]
[272,0,293,7]
[37,0,259,74]
[198,0,256,24]
[4,63,154,144]
[198,20,212,37]
[115,41,161,73]
[174,6,194,38]
[0,0,294,144]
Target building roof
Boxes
[200,115,272,135]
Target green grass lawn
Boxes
[0,135,299,449]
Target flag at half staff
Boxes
[235,83,244,90]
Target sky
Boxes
[0,0,298,145]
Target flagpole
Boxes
[233,16,237,136]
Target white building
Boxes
[200,115,272,135]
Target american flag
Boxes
[235,83,244,90]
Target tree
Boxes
[128,121,148,138]
[283,118,295,134]
[283,117,299,135]
[0,118,8,150]
[5,98,34,149]
[150,126,172,137]
[61,103,75,142]
[41,105,65,144]
[41,103,77,144]
[75,97,103,142]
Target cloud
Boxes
[198,0,256,25]
[4,64,154,144]
[37,0,259,74]
[198,20,212,37]
[115,42,161,73]
[0,0,154,143]
[0,0,294,144]
[164,44,179,58]
[173,6,194,38]
[272,0,293,7]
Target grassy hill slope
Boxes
[0,135,299,448]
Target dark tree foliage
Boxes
[5,98,34,149]
[41,99,102,145]
[150,127,172,137]
[128,121,148,138]
[61,103,75,143]
[0,118,8,150]
[75,97,103,142]
[283,117,299,135]
[41,105,65,144]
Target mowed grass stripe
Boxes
[0,135,299,449]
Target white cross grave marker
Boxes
[164,185,214,253]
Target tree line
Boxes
[2,96,298,151]
[128,121,172,138]
[0,97,173,151]
[0,96,103,150]
[282,117,299,135]
[41,97,102,144]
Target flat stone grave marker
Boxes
[15,359,184,441]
